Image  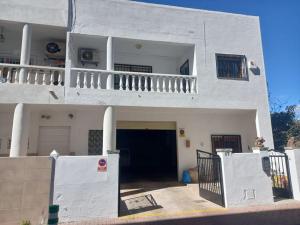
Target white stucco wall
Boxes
[218,152,274,207]
[53,154,119,222]
[0,106,257,179]
[286,149,300,200]
[0,0,274,148]
[0,0,68,27]
[0,112,13,155]
[65,0,273,147]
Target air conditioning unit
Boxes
[78,48,99,66]
[45,41,66,59]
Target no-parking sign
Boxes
[97,158,107,172]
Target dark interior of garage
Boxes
[117,129,177,181]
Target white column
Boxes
[106,36,114,89]
[10,103,30,157]
[19,24,32,84]
[255,109,274,149]
[102,106,116,156]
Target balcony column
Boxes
[19,24,32,84]
[102,106,116,156]
[106,36,114,89]
[10,103,31,157]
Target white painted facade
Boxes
[218,151,274,207]
[53,154,120,221]
[0,0,273,178]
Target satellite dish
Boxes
[46,42,61,54]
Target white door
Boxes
[38,126,70,156]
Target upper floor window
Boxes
[216,54,248,80]
[114,64,152,73]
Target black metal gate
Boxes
[269,150,293,199]
[196,150,225,206]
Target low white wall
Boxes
[52,154,119,222]
[218,151,273,207]
[286,149,300,200]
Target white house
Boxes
[0,0,273,180]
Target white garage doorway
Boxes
[38,126,70,156]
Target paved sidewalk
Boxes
[60,181,300,225]
[61,201,300,225]
[119,181,221,217]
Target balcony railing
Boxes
[71,68,197,94]
[0,63,65,86]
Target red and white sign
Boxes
[97,158,107,172]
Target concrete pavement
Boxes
[60,181,300,225]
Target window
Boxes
[180,60,189,75]
[216,54,248,80]
[88,130,103,155]
[114,64,152,73]
[114,64,153,90]
[0,56,20,64]
[7,138,11,150]
[211,135,242,154]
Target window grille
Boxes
[216,54,248,80]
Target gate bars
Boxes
[196,150,225,206]
[269,150,293,199]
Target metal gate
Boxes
[196,150,225,206]
[269,150,293,199]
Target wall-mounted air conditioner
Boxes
[78,48,99,66]
[45,41,66,59]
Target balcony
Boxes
[68,34,197,95]
[71,68,197,94]
[0,63,65,86]
[0,21,198,103]
[0,21,66,86]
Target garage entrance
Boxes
[117,125,177,181]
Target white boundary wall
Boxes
[218,151,274,207]
[52,154,119,222]
[286,149,300,200]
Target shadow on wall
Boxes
[250,67,261,75]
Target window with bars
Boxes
[88,130,103,155]
[216,54,248,80]
[0,56,20,64]
[114,64,152,73]
[211,135,242,154]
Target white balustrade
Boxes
[71,68,197,94]
[0,63,65,86]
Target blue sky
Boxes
[136,0,300,110]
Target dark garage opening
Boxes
[117,129,177,181]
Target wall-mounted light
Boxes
[179,128,185,138]
[41,114,51,119]
[0,27,5,43]
[248,60,257,69]
[135,43,142,50]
